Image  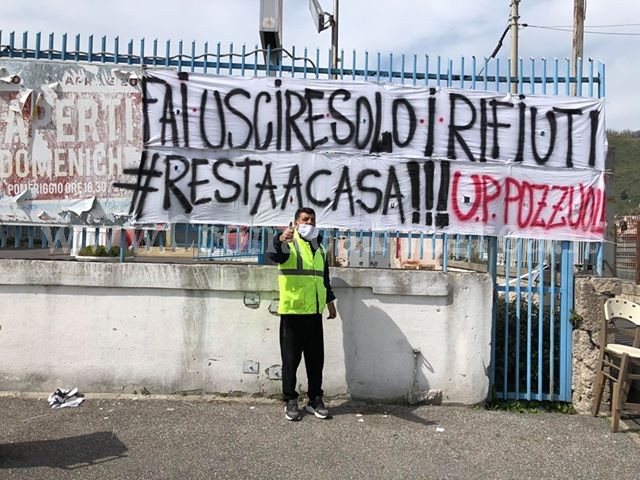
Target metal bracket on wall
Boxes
[268,299,279,316]
[242,360,260,374]
[243,293,261,309]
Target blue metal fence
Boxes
[0,30,606,402]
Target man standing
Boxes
[270,207,337,421]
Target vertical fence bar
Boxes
[559,240,574,401]
[27,226,34,249]
[119,229,126,262]
[483,57,488,90]
[576,57,583,97]
[537,239,545,400]
[526,238,534,399]
[588,58,594,97]
[61,33,68,61]
[9,31,15,57]
[487,236,498,396]
[0,225,7,247]
[471,56,476,90]
[127,38,133,65]
[529,58,535,94]
[549,240,557,398]
[191,41,197,72]
[203,42,209,74]
[442,234,448,271]
[14,226,21,248]
[412,53,417,85]
[152,39,158,66]
[518,58,524,93]
[47,33,55,61]
[503,238,512,398]
[364,51,369,82]
[35,31,41,59]
[515,239,522,399]
[425,54,429,86]
[22,32,28,59]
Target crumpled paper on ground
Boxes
[47,387,85,409]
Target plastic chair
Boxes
[592,298,640,432]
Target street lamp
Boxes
[308,0,339,78]
[259,0,283,70]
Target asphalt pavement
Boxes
[1,394,640,479]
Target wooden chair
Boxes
[592,298,640,432]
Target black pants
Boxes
[280,313,324,401]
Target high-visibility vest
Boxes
[277,230,327,315]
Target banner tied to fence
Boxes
[120,69,606,241]
[0,60,607,240]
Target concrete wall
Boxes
[0,260,492,404]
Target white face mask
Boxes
[297,224,319,241]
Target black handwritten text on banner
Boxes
[142,70,606,170]
[115,149,605,242]
[126,69,608,241]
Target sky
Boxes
[1,0,639,131]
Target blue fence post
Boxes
[120,229,126,263]
[487,235,498,398]
[559,240,574,401]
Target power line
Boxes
[523,24,640,36]
[530,23,640,28]
[476,3,513,77]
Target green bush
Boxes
[78,245,95,256]
[78,245,130,257]
[493,295,561,398]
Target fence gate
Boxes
[0,29,605,402]
[488,238,575,401]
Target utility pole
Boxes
[510,0,520,94]
[330,0,339,78]
[572,0,586,96]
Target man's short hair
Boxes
[294,207,316,220]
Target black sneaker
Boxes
[284,399,300,421]
[305,396,330,419]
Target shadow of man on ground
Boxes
[0,431,127,470]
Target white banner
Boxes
[123,149,605,241]
[122,69,609,241]
[142,69,606,170]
